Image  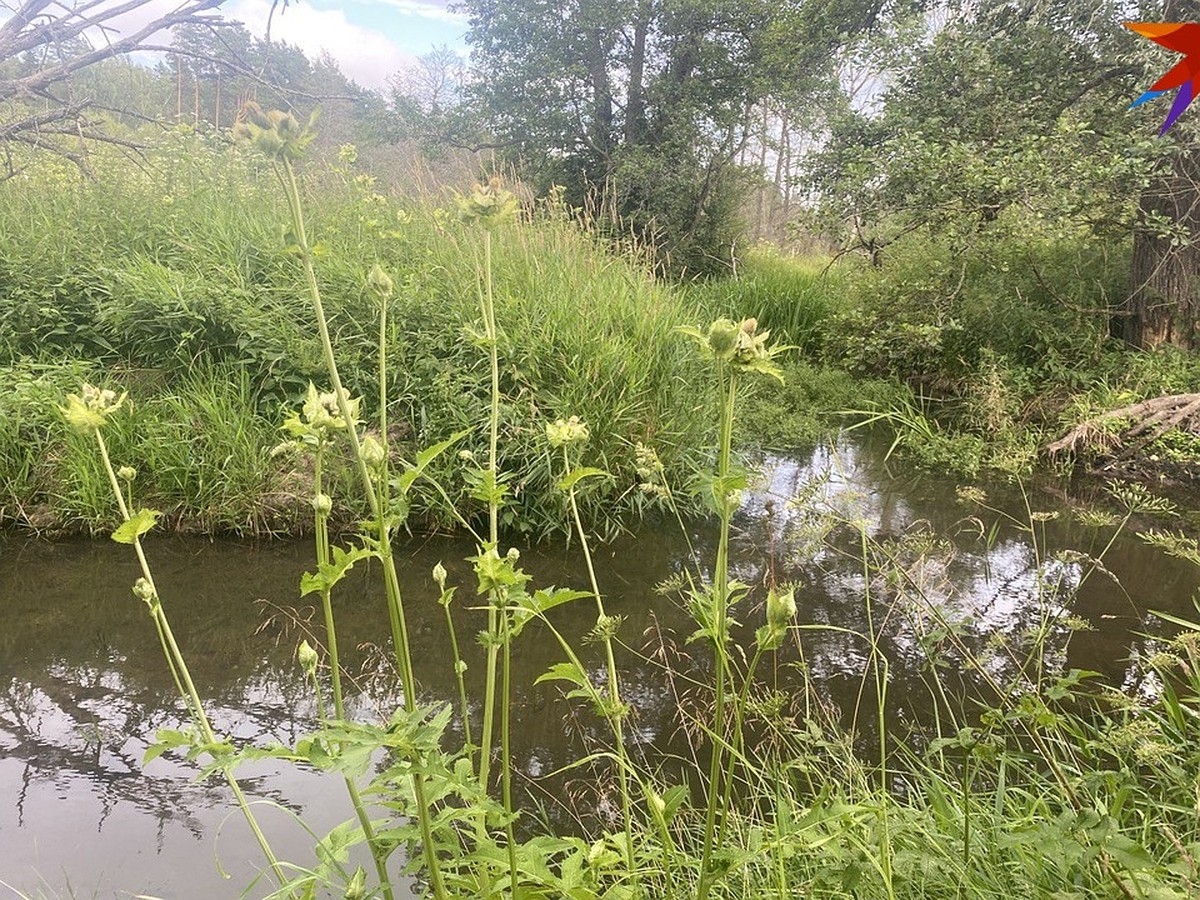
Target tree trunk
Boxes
[1126,141,1200,349]
[624,1,650,145]
[585,28,614,158]
[753,103,768,241]
[1125,0,1200,349]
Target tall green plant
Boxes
[59,384,290,891]
[234,102,449,900]
[677,317,789,900]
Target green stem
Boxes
[859,526,895,900]
[442,597,473,752]
[315,448,395,900]
[501,597,519,896]
[716,643,766,847]
[95,430,289,891]
[564,446,636,886]
[277,159,447,900]
[478,227,503,798]
[696,369,737,900]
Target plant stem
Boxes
[95,430,289,891]
[564,445,637,885]
[716,643,766,847]
[697,368,737,900]
[315,447,395,900]
[441,596,473,752]
[479,228,503,798]
[278,158,447,900]
[500,596,519,896]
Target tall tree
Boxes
[456,0,897,274]
[1126,0,1200,349]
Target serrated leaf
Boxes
[394,429,470,495]
[112,508,160,544]
[557,466,610,491]
[535,661,591,691]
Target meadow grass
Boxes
[0,131,711,536]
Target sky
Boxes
[220,0,468,89]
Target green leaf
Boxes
[394,429,470,495]
[112,508,161,545]
[300,542,376,596]
[557,466,609,492]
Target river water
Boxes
[2,440,1197,898]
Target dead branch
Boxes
[0,0,226,166]
[1045,393,1200,458]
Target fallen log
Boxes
[1045,393,1200,459]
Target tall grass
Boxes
[0,129,711,536]
[685,249,836,355]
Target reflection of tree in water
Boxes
[735,444,1200,753]
[3,444,1200,879]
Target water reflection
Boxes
[1,440,1196,897]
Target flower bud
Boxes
[706,318,739,359]
[367,264,394,298]
[60,382,127,433]
[298,639,319,675]
[311,493,332,517]
[361,435,386,469]
[545,415,589,448]
[767,585,797,631]
[455,178,518,228]
[117,466,137,482]
[132,577,156,607]
[432,561,448,592]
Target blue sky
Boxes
[224,0,469,89]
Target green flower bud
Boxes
[361,435,386,468]
[766,585,797,630]
[344,867,367,900]
[300,382,361,434]
[60,382,128,433]
[432,561,448,591]
[706,318,740,360]
[298,639,319,675]
[117,466,137,482]
[367,264,394,298]
[455,178,519,228]
[311,493,332,517]
[545,415,590,448]
[648,791,666,819]
[232,101,316,163]
[757,585,797,651]
[132,577,156,607]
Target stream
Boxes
[2,439,1198,898]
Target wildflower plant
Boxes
[60,382,290,891]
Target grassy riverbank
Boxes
[6,129,1192,537]
[0,130,715,536]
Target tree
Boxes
[0,0,228,173]
[802,0,1200,350]
[806,2,1161,260]
[1126,0,1200,349]
[454,0,901,274]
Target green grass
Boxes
[685,249,837,355]
[0,131,712,536]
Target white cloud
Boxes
[225,0,415,88]
[359,0,467,25]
